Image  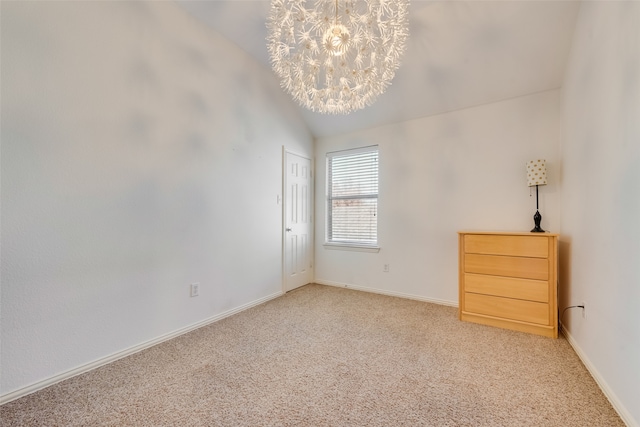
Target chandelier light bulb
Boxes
[324,25,350,57]
[266,0,410,114]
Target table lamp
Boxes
[527,159,547,232]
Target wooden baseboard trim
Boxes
[314,279,458,307]
[562,328,638,427]
[0,291,283,405]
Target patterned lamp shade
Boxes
[527,159,547,187]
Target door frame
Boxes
[282,147,315,293]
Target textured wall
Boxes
[314,90,561,304]
[1,1,312,396]
[560,2,640,426]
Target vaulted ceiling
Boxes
[177,1,581,138]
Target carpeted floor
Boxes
[0,284,624,426]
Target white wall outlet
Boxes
[383,264,390,272]
[581,301,586,319]
[190,283,200,297]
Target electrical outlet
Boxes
[383,264,390,272]
[190,283,200,297]
[581,301,586,319]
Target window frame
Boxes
[325,145,380,252]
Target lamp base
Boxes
[531,210,545,233]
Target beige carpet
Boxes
[0,284,623,426]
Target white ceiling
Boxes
[177,0,581,138]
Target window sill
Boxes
[323,243,380,253]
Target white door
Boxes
[283,151,313,292]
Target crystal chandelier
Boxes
[266,0,410,115]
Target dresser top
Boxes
[458,230,560,237]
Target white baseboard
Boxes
[316,281,635,426]
[0,291,283,406]
[562,328,637,427]
[315,279,458,308]
[7,286,633,427]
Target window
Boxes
[326,146,379,247]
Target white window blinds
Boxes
[326,146,378,245]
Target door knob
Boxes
[286,228,292,232]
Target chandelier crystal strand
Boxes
[267,0,410,114]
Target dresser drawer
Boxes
[464,273,549,302]
[464,254,548,280]
[464,293,550,325]
[464,234,548,258]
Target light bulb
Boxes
[323,25,350,57]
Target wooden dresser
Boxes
[458,231,559,338]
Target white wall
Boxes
[0,1,313,397]
[560,2,640,426]
[315,90,561,304]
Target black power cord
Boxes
[559,305,585,333]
